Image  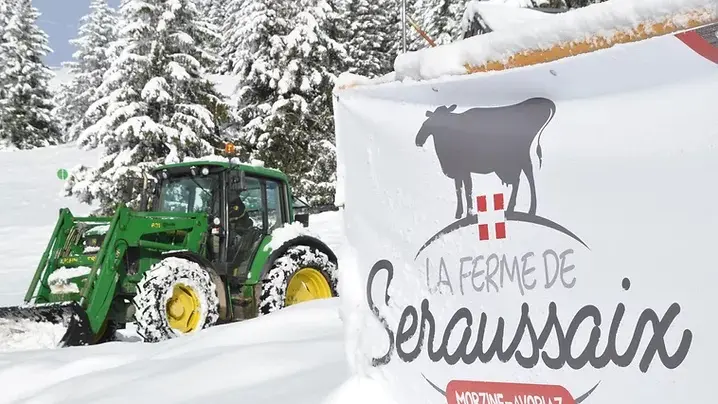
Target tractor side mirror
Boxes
[295,213,309,227]
[138,173,158,211]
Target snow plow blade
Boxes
[0,301,93,348]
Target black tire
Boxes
[132,257,220,343]
[258,245,338,315]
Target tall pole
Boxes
[401,0,407,53]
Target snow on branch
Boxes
[141,77,172,103]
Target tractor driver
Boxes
[228,196,254,235]
[227,196,260,266]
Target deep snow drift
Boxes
[0,299,347,404]
[0,143,351,403]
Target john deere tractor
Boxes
[0,156,339,346]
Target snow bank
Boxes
[340,0,716,84]
[482,0,548,7]
[0,318,67,352]
[332,8,718,403]
[335,71,397,90]
[0,138,19,152]
[0,299,348,403]
[461,0,557,33]
[265,221,319,251]
[323,373,399,404]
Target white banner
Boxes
[333,22,718,404]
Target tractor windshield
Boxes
[157,171,221,215]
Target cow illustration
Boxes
[415,97,556,219]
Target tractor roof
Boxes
[156,159,289,183]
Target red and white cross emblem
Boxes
[476,193,506,241]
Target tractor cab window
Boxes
[157,171,221,215]
[265,180,284,232]
[235,178,264,229]
[226,173,265,274]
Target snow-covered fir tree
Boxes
[64,0,228,214]
[419,0,466,46]
[402,0,430,51]
[0,0,7,39]
[0,0,8,57]
[322,0,352,55]
[343,0,397,76]
[227,0,291,147]
[53,0,117,143]
[229,0,348,204]
[196,0,225,73]
[399,0,426,52]
[265,0,347,204]
[216,0,250,75]
[0,0,8,148]
[0,0,61,149]
[219,0,295,79]
[0,0,9,106]
[344,0,431,77]
[206,0,228,38]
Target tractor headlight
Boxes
[213,217,220,226]
[161,170,168,179]
[201,167,209,176]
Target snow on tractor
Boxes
[0,150,339,347]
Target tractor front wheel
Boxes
[258,245,338,315]
[132,257,220,342]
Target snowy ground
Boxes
[0,144,351,403]
[0,144,100,307]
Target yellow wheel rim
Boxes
[166,284,202,333]
[285,267,333,306]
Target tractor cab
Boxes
[147,157,299,282]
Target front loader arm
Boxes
[78,204,125,334]
[24,209,110,303]
[24,208,73,303]
[79,205,208,335]
[4,203,209,344]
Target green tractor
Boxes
[0,158,339,346]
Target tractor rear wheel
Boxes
[258,245,338,315]
[132,257,220,342]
